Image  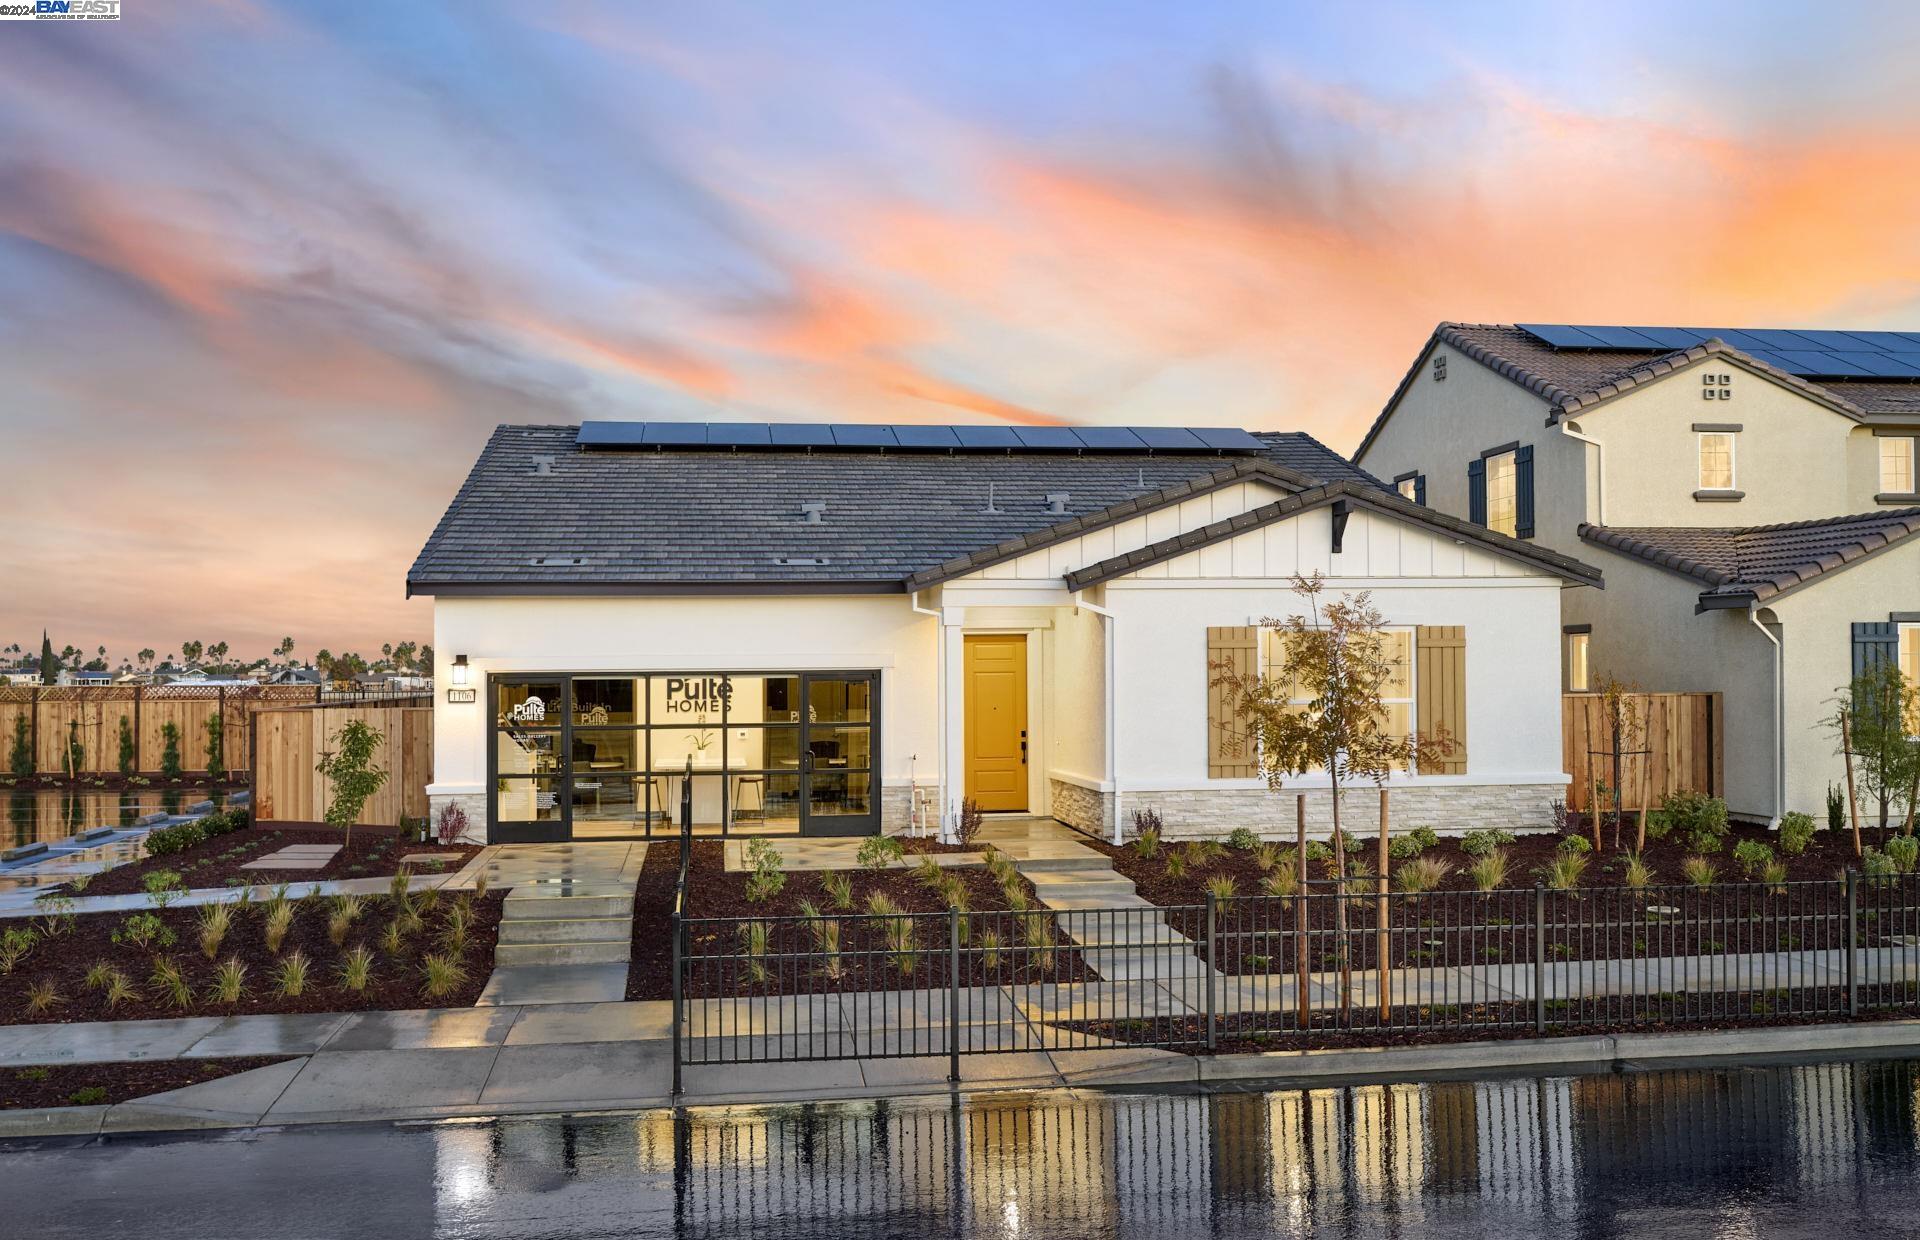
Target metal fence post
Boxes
[1533,883,1547,1035]
[1846,869,1859,1018]
[1205,890,1218,1050]
[948,907,962,1083]
[671,910,684,1097]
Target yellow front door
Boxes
[964,634,1028,812]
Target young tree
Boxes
[117,714,136,777]
[137,648,155,670]
[38,632,56,685]
[8,714,31,778]
[205,712,225,782]
[1831,662,1920,839]
[159,721,182,780]
[316,720,390,849]
[64,719,84,779]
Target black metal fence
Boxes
[669,866,1920,1092]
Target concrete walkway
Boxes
[475,843,645,1006]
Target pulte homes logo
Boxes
[0,0,121,19]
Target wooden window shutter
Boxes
[1853,621,1899,676]
[1467,458,1487,526]
[1414,474,1427,507]
[1416,625,1468,774]
[1515,444,1535,539]
[1207,626,1258,779]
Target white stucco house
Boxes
[1355,323,1920,824]
[408,422,1601,845]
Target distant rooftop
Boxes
[576,421,1270,454]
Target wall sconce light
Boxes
[451,654,469,687]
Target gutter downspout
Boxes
[1074,592,1123,845]
[909,590,947,841]
[1560,421,1605,525]
[1748,601,1784,828]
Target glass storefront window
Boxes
[496,728,559,777]
[570,729,641,773]
[806,679,871,724]
[808,772,871,817]
[572,678,639,725]
[496,776,561,823]
[727,675,802,724]
[497,680,563,726]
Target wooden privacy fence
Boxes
[0,685,344,777]
[1562,691,1723,814]
[251,704,432,827]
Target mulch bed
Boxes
[0,888,507,1026]
[75,825,479,896]
[1054,986,1920,1055]
[1094,820,1879,908]
[628,841,1088,1000]
[0,1057,293,1110]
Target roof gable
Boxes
[1579,508,1920,607]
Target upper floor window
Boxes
[1485,449,1518,536]
[1565,629,1591,692]
[1394,472,1425,505]
[1882,435,1917,496]
[1698,431,1737,491]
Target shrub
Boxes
[1732,839,1774,877]
[1226,827,1260,851]
[1655,791,1729,854]
[199,810,243,838]
[144,822,208,857]
[196,902,232,959]
[742,838,787,904]
[117,714,136,778]
[112,913,175,951]
[159,722,182,780]
[1394,857,1454,893]
[1303,840,1334,863]
[819,870,853,911]
[0,926,38,973]
[1827,783,1847,834]
[1467,848,1510,893]
[210,963,247,1013]
[8,714,31,778]
[1461,829,1514,859]
[1862,849,1898,880]
[1779,812,1816,856]
[1681,855,1719,888]
[956,798,986,848]
[856,836,904,873]
[63,719,83,778]
[435,802,470,846]
[1887,834,1920,875]
[204,713,225,782]
[1558,834,1592,855]
[144,870,186,909]
[68,1086,109,1107]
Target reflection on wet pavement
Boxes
[11,1057,1920,1237]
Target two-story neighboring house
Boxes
[1356,324,1920,825]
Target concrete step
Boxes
[497,917,634,946]
[495,939,632,967]
[1026,870,1136,900]
[1081,946,1210,982]
[1060,918,1191,948]
[1008,850,1113,874]
[501,894,633,919]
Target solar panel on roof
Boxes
[1011,427,1083,450]
[1571,326,1662,349]
[1790,330,1871,352]
[1826,352,1920,378]
[1073,427,1146,450]
[891,425,963,449]
[950,425,1021,449]
[1517,324,1610,348]
[830,424,898,448]
[574,421,649,447]
[1190,427,1266,451]
[1768,350,1843,375]
[1838,331,1915,351]
[769,424,836,447]
[1132,427,1206,450]
[1705,328,1780,353]
[1628,328,1710,350]
[639,422,708,445]
[704,423,773,447]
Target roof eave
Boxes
[408,579,908,599]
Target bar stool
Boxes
[633,775,666,823]
[731,774,766,823]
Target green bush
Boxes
[117,715,136,778]
[204,713,225,782]
[7,715,30,778]
[199,809,246,837]
[144,822,207,857]
[1887,834,1919,875]
[1558,834,1593,854]
[1731,838,1773,877]
[1653,791,1728,853]
[1826,783,1846,834]
[1461,829,1514,859]
[1778,812,1816,856]
[1225,827,1260,851]
[856,836,904,873]
[159,722,182,780]
[1863,849,1898,880]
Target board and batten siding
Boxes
[975,481,1295,582]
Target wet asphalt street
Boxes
[10,1058,1920,1238]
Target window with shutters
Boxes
[1698,432,1737,491]
[1260,627,1415,772]
[1484,449,1518,536]
[1394,472,1425,505]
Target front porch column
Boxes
[940,608,967,842]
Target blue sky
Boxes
[5,1,1919,658]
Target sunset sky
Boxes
[6,1,1920,662]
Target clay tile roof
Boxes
[1579,508,1920,606]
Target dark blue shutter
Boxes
[1468,458,1486,526]
[1854,622,1899,675]
[1515,445,1535,539]
[1414,474,1427,507]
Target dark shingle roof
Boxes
[408,426,1387,594]
[1357,322,1920,461]
[1579,509,1920,606]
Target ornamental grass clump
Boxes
[1467,848,1510,893]
[976,928,1003,971]
[1540,851,1589,891]
[913,855,945,889]
[1394,857,1453,894]
[1681,855,1719,889]
[819,870,854,912]
[1019,911,1056,972]
[1622,852,1656,892]
[196,902,233,960]
[264,902,295,954]
[273,951,311,998]
[379,919,406,957]
[1164,849,1188,880]
[1132,825,1162,861]
[1205,874,1238,902]
[84,960,114,991]
[1261,868,1298,899]
[1252,843,1283,874]
[209,957,247,1005]
[24,978,61,1015]
[1762,859,1791,895]
[737,920,771,984]
[148,956,193,1011]
[103,969,137,1010]
[420,953,468,999]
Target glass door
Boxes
[799,673,878,836]
[492,677,570,843]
